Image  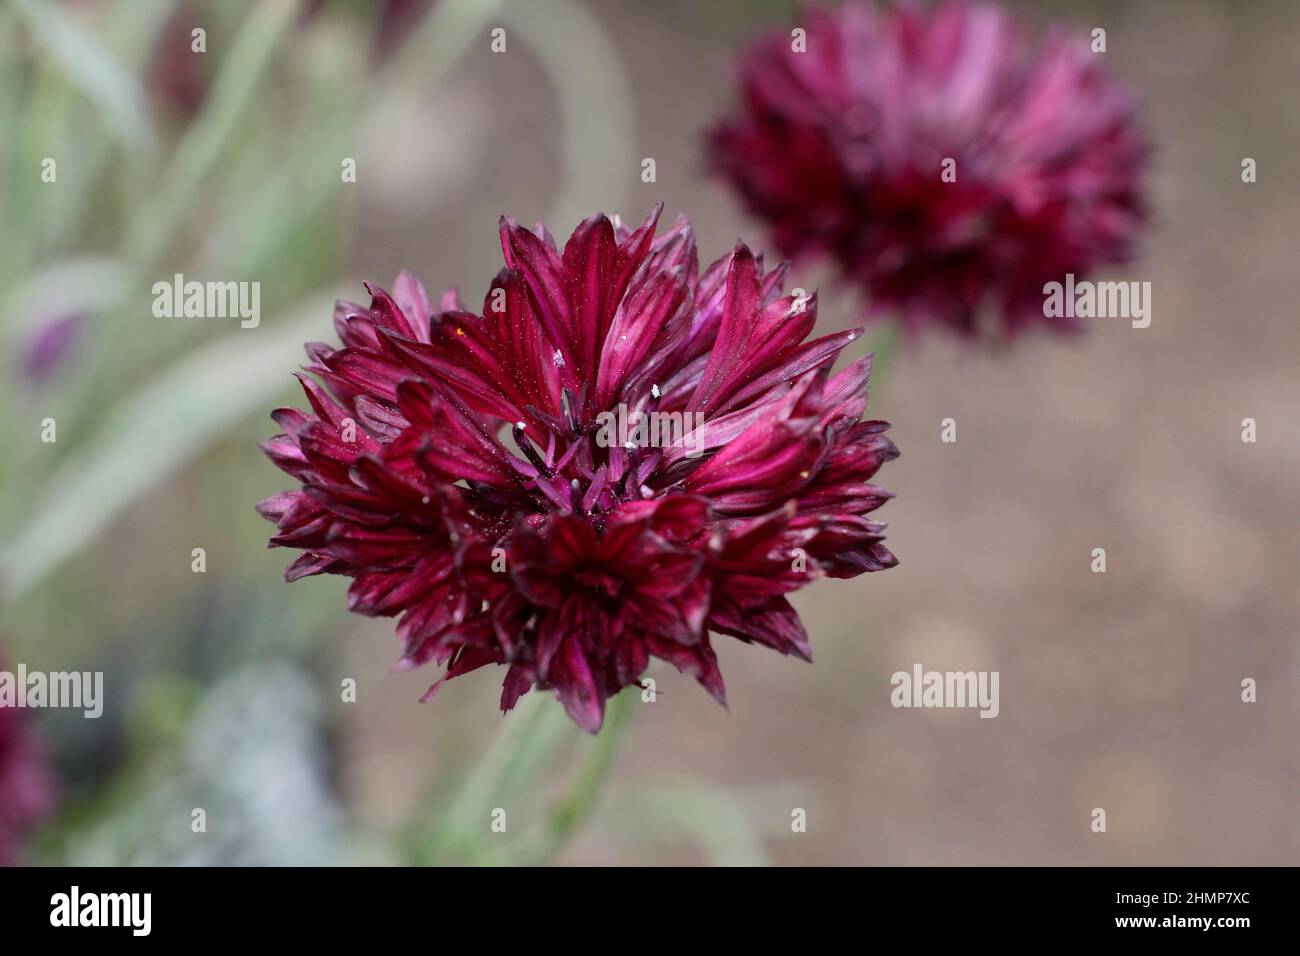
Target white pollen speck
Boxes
[553,348,565,367]
[651,384,661,399]
[515,420,526,430]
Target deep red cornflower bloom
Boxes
[0,700,55,866]
[258,205,897,731]
[708,0,1148,337]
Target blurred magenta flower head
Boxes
[708,0,1148,338]
[148,1,208,120]
[259,205,897,732]
[0,698,55,866]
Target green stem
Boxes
[863,321,900,392]
[529,687,637,863]
[410,690,567,865]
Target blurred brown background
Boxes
[345,0,1300,864]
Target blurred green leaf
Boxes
[126,0,303,267]
[8,0,156,154]
[0,291,338,606]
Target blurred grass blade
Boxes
[381,0,504,89]
[127,0,303,267]
[0,292,338,606]
[8,0,156,153]
[500,0,634,228]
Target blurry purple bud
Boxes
[20,314,81,385]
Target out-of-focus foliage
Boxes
[1,0,774,867]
